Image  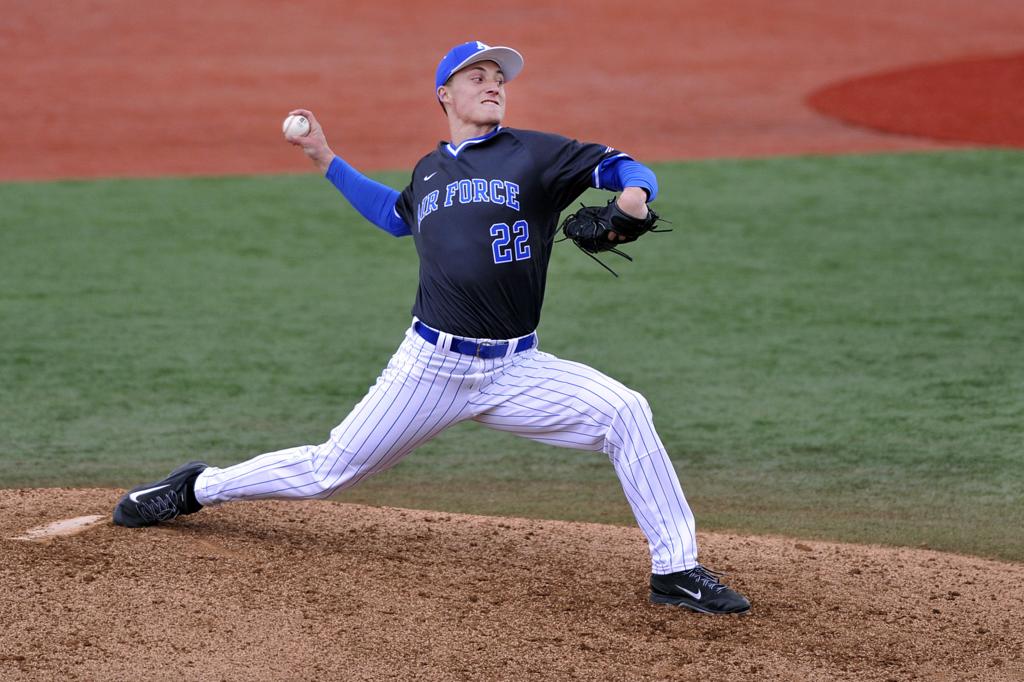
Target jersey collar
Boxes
[443,126,503,158]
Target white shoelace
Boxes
[688,566,727,594]
[137,491,182,523]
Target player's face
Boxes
[440,61,506,127]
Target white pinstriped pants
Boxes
[194,322,698,574]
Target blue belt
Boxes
[414,321,536,359]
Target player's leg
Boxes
[114,328,477,525]
[471,349,698,573]
[194,329,477,504]
[470,348,749,614]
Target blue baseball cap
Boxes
[435,41,524,95]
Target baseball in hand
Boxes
[282,114,310,139]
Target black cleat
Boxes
[112,461,207,528]
[650,565,751,614]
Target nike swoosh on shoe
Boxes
[129,485,170,503]
[675,586,701,600]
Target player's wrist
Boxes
[313,149,336,174]
[616,187,649,219]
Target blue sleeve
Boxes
[595,157,659,202]
[324,156,411,237]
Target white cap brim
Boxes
[447,46,524,84]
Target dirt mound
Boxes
[2,488,1022,680]
[808,52,1024,148]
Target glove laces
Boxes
[558,199,672,277]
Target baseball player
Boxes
[113,41,750,615]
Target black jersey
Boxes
[394,127,622,339]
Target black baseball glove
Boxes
[559,198,667,276]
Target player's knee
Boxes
[306,440,355,496]
[615,389,652,420]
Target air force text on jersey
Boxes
[417,178,521,228]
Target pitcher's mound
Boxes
[2,488,1021,680]
[808,52,1024,148]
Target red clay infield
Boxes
[2,0,1023,181]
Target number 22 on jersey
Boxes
[490,220,531,264]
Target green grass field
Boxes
[2,150,1022,561]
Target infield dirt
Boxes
[4,1,1024,181]
[2,489,1022,680]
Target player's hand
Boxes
[286,108,336,174]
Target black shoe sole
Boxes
[649,590,751,615]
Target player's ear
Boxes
[437,86,451,116]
